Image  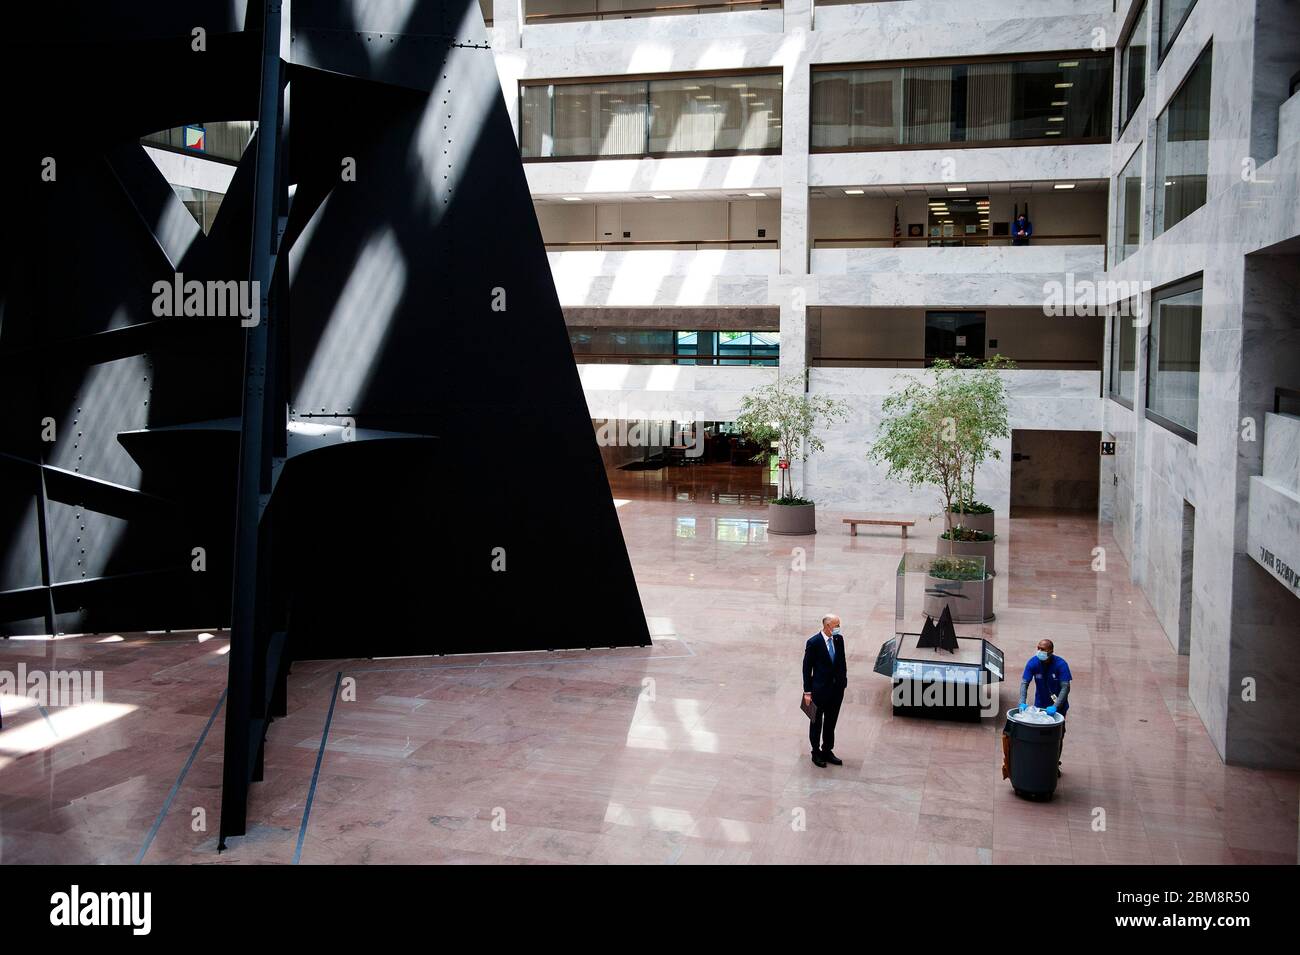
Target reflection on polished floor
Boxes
[2,472,1297,864]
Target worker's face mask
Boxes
[1036,650,1050,662]
[831,627,842,637]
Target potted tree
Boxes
[945,356,1012,543]
[734,374,848,536]
[868,358,1009,608]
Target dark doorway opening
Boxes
[1010,429,1101,514]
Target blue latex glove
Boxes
[1045,705,1057,715]
[1018,703,1027,713]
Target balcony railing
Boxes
[525,0,780,23]
[572,352,778,365]
[809,357,1102,370]
[547,238,779,250]
[810,233,1104,248]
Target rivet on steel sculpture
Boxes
[0,0,651,844]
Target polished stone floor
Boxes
[2,464,1296,864]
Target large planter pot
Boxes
[767,502,816,535]
[938,532,997,577]
[923,573,995,623]
[948,510,995,537]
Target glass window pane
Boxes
[520,83,552,158]
[1159,0,1198,56]
[810,54,1111,151]
[1148,285,1202,433]
[1120,2,1149,126]
[649,75,781,155]
[1115,145,1143,262]
[1110,309,1138,400]
[1154,48,1211,235]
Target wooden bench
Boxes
[843,517,916,539]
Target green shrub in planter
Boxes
[940,526,994,543]
[948,499,993,515]
[930,556,985,581]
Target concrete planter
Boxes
[948,509,995,537]
[923,572,995,623]
[938,532,997,577]
[767,502,816,535]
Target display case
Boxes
[873,553,1004,720]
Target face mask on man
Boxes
[1036,650,1050,662]
[831,627,842,637]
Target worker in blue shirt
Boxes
[1019,638,1071,774]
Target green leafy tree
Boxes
[734,375,849,503]
[868,357,1013,533]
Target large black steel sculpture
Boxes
[0,0,650,844]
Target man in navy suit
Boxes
[803,614,848,767]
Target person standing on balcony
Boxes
[1012,212,1034,246]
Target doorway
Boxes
[1009,429,1101,513]
[1177,500,1195,655]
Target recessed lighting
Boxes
[682,85,701,91]
[746,192,766,197]
[653,194,673,200]
[562,196,582,201]
[844,188,865,195]
[1054,183,1076,190]
[1058,61,1079,68]
[947,186,967,193]
[1045,130,1062,136]
[1052,100,1069,106]
[1054,82,1073,89]
[1048,117,1065,123]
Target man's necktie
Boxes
[827,638,835,662]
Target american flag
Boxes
[893,202,901,247]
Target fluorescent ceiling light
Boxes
[1045,130,1062,136]
[1052,100,1069,106]
[746,192,766,197]
[653,195,673,200]
[562,196,582,201]
[1058,61,1079,68]
[1054,183,1076,190]
[1048,116,1064,122]
[683,85,701,91]
[844,188,865,195]
[1054,82,1073,89]
[946,186,967,193]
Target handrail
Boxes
[573,353,777,365]
[811,234,1104,248]
[525,0,780,23]
[810,357,1101,368]
[546,238,779,249]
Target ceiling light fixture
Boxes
[844,188,865,195]
[1054,82,1073,89]
[747,192,766,197]
[947,186,967,193]
[653,194,673,200]
[562,196,582,201]
[1054,183,1076,190]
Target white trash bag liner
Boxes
[1008,706,1063,725]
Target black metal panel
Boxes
[2,0,650,842]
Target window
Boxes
[1153,46,1211,235]
[810,53,1112,150]
[520,72,782,159]
[568,328,777,366]
[1158,0,1198,61]
[1108,308,1138,404]
[925,311,986,365]
[1114,145,1143,262]
[1146,279,1202,438]
[1119,1,1149,129]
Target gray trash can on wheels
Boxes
[1003,708,1065,800]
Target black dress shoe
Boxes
[811,753,827,767]
[823,751,843,765]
